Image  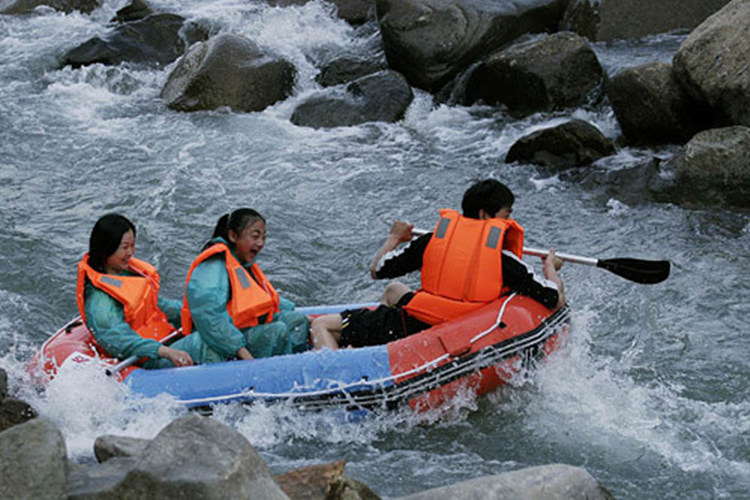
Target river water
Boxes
[1,1,748,498]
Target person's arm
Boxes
[369,221,415,278]
[542,248,565,309]
[185,257,254,360]
[371,225,431,279]
[157,295,183,329]
[501,250,564,310]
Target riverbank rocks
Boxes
[607,62,709,145]
[506,119,615,169]
[61,13,209,68]
[0,0,98,15]
[375,0,568,92]
[465,31,603,116]
[560,0,731,41]
[671,126,750,208]
[0,418,68,500]
[161,33,296,112]
[673,0,750,128]
[291,69,413,128]
[397,463,613,499]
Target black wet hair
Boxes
[88,213,136,272]
[208,208,265,249]
[461,179,515,219]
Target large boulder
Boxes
[397,464,613,499]
[376,0,568,91]
[465,32,603,116]
[607,62,710,145]
[68,414,289,499]
[0,418,68,500]
[291,69,413,128]
[61,13,209,68]
[316,57,387,87]
[505,119,615,169]
[673,0,750,127]
[560,0,732,41]
[161,33,296,112]
[0,0,98,14]
[671,126,750,208]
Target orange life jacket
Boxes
[403,209,525,325]
[76,255,176,341]
[181,242,280,335]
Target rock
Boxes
[0,397,37,432]
[0,418,68,500]
[266,0,375,25]
[274,460,380,499]
[94,434,150,463]
[0,0,98,15]
[607,62,710,145]
[316,57,387,87]
[161,33,296,112]
[560,0,732,41]
[673,0,750,127]
[291,69,413,128]
[110,0,153,24]
[671,126,750,208]
[376,0,568,91]
[61,13,208,68]
[69,414,289,499]
[0,367,7,400]
[397,463,613,499]
[506,119,615,168]
[465,31,603,116]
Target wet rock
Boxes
[0,397,37,432]
[94,434,150,462]
[69,414,289,499]
[560,0,732,41]
[316,57,387,87]
[291,69,413,128]
[673,0,750,127]
[0,0,98,15]
[0,418,68,500]
[397,463,614,499]
[376,0,568,91]
[506,119,615,169]
[0,367,7,400]
[465,31,603,116]
[110,0,153,24]
[274,460,380,499]
[61,13,208,68]
[607,62,710,145]
[671,126,750,208]
[161,33,296,113]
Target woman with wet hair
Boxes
[78,213,211,369]
[181,208,309,361]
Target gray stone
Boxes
[0,397,37,433]
[61,13,209,68]
[0,418,68,500]
[110,0,153,24]
[292,70,413,128]
[672,126,750,208]
[94,434,150,463]
[607,62,710,145]
[506,119,615,168]
[0,0,98,14]
[317,57,387,87]
[376,0,568,91]
[274,460,381,499]
[560,0,732,41]
[161,33,296,113]
[466,31,603,116]
[673,0,750,127]
[397,463,613,499]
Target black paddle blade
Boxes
[597,258,671,284]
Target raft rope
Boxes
[177,293,528,406]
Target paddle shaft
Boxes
[105,329,183,377]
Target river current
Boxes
[1,1,748,498]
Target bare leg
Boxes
[380,281,411,307]
[310,314,344,350]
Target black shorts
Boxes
[338,292,431,348]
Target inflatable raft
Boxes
[31,294,569,413]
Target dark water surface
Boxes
[1,2,748,498]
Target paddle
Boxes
[105,329,184,377]
[411,228,670,284]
